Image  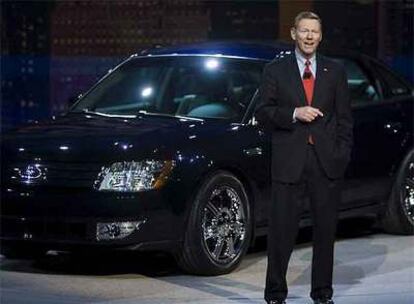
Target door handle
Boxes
[383,122,402,134]
[243,147,263,156]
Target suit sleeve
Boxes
[255,64,295,131]
[335,66,354,159]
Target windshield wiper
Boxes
[138,110,204,122]
[81,108,137,118]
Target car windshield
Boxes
[71,56,263,122]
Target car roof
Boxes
[132,41,412,89]
[136,41,373,65]
[139,41,295,61]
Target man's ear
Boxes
[290,27,296,41]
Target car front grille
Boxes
[5,162,102,187]
[0,216,89,242]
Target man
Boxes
[255,11,353,304]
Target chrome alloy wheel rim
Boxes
[401,159,414,225]
[202,186,247,264]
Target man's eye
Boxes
[299,29,319,35]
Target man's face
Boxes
[291,18,322,58]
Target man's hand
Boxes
[294,106,324,123]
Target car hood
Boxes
[2,113,220,163]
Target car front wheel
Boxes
[175,171,252,275]
[382,149,414,235]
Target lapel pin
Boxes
[323,68,328,72]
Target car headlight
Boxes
[94,160,175,192]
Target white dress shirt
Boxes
[292,49,317,122]
[295,48,317,78]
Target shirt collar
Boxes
[295,48,316,66]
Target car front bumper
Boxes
[0,185,186,252]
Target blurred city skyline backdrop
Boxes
[1,0,413,130]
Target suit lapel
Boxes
[287,53,329,107]
[312,54,327,108]
[287,54,307,106]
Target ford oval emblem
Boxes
[16,164,47,184]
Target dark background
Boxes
[1,0,413,131]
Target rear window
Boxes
[335,58,379,104]
[371,62,411,98]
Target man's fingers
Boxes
[307,111,318,120]
[310,107,324,117]
[315,109,324,117]
[296,107,323,122]
[304,114,315,122]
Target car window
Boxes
[71,57,173,115]
[337,58,379,104]
[169,59,261,121]
[72,56,262,122]
[371,62,410,98]
[81,66,169,112]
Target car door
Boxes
[368,58,413,158]
[233,70,272,229]
[242,94,272,229]
[342,56,412,209]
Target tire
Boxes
[175,171,252,275]
[381,149,414,235]
[1,244,46,260]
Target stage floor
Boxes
[1,223,413,304]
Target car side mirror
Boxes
[248,116,266,134]
[250,116,259,126]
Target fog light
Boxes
[96,219,147,241]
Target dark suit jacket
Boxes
[255,53,353,183]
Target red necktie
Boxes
[302,60,315,144]
[302,60,314,105]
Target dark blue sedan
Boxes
[1,42,413,275]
